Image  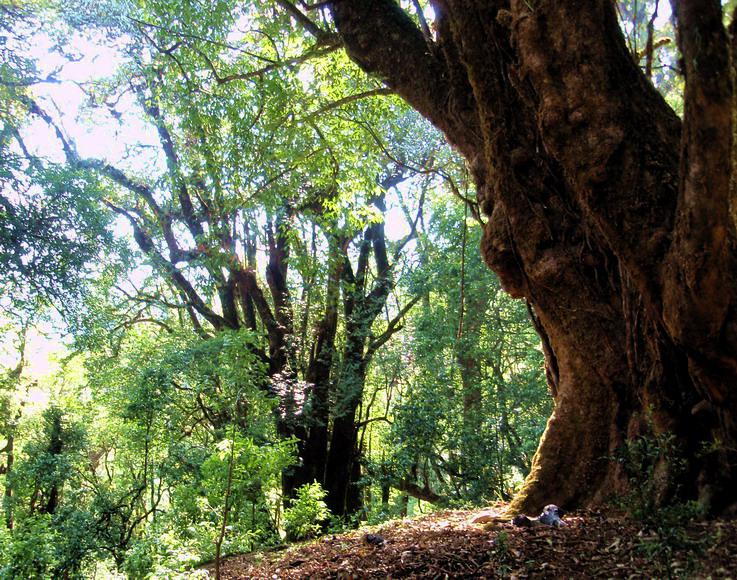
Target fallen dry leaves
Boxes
[207,506,737,578]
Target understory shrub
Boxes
[283,482,330,541]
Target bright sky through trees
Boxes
[0,2,552,575]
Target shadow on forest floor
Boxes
[206,505,737,578]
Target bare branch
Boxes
[197,39,340,85]
[128,16,276,63]
[136,80,205,241]
[393,185,426,260]
[274,0,328,39]
[302,87,393,121]
[644,0,660,78]
[112,316,175,334]
[103,199,230,331]
[411,0,433,44]
[366,294,420,361]
[345,116,482,222]
[355,416,392,428]
[0,72,61,87]
[393,479,445,505]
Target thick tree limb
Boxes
[508,0,681,307]
[393,479,446,505]
[662,0,734,372]
[329,0,457,144]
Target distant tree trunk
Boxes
[324,318,369,516]
[42,410,64,515]
[456,207,484,437]
[324,196,396,516]
[2,324,28,530]
[330,0,737,514]
[3,434,15,529]
[294,237,343,490]
[457,302,484,437]
[381,481,390,506]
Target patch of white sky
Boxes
[23,30,162,266]
[0,313,65,409]
[5,29,160,385]
[654,2,672,28]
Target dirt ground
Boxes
[209,506,737,578]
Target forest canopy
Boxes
[2,0,734,577]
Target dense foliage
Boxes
[0,0,684,575]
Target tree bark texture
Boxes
[330,0,737,514]
[325,199,394,515]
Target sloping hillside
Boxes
[211,507,737,578]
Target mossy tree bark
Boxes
[329,0,737,514]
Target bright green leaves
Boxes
[283,481,329,540]
[0,158,115,310]
[365,187,550,506]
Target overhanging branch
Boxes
[302,87,394,121]
[275,0,328,39]
[393,479,446,505]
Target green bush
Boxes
[0,515,60,579]
[612,430,708,576]
[283,482,330,541]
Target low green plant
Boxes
[613,430,686,522]
[612,431,709,577]
[283,482,330,541]
[327,512,362,534]
[492,531,510,559]
[0,515,60,579]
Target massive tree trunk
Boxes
[329,0,737,514]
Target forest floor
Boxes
[209,505,737,578]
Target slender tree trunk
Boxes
[41,410,64,515]
[215,424,237,580]
[456,210,485,437]
[323,197,396,516]
[4,434,14,529]
[458,307,484,437]
[330,0,737,514]
[381,482,390,506]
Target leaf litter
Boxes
[208,506,737,578]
